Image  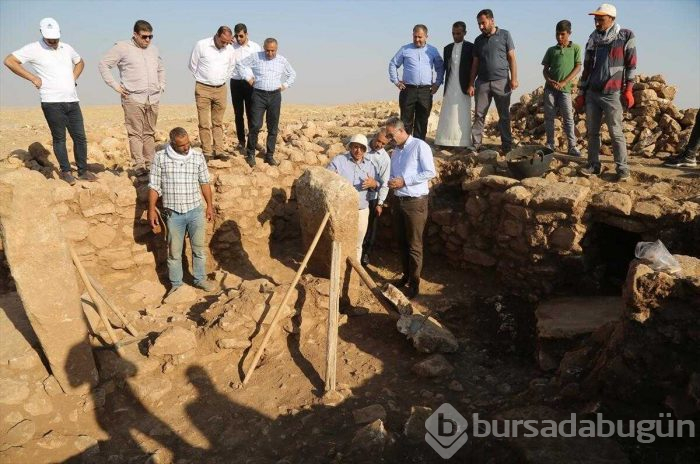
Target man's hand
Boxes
[395,81,406,90]
[467,85,475,97]
[388,177,405,189]
[247,78,255,86]
[148,208,159,229]
[362,177,378,190]
[430,84,439,95]
[622,87,635,109]
[205,204,214,222]
[117,85,129,97]
[29,76,42,89]
[510,78,519,91]
[375,205,383,217]
[574,94,586,113]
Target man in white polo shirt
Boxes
[189,26,235,158]
[4,18,97,185]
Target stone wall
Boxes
[425,155,700,298]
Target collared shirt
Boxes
[149,145,210,214]
[365,146,390,203]
[188,37,236,86]
[473,27,515,82]
[99,39,166,104]
[12,41,81,102]
[541,41,582,93]
[389,43,444,86]
[390,136,436,197]
[236,52,296,91]
[327,153,380,210]
[231,40,262,80]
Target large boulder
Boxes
[0,170,98,394]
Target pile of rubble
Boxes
[494,75,698,158]
[552,255,700,417]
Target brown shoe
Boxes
[78,171,98,182]
[60,171,76,186]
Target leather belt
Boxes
[395,195,428,202]
[196,81,225,88]
[404,84,432,89]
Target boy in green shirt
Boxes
[541,20,582,156]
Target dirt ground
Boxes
[1,104,699,463]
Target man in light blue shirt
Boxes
[388,24,444,141]
[236,37,296,167]
[362,129,391,266]
[327,134,380,264]
[385,117,436,299]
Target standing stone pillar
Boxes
[295,167,362,305]
[0,170,98,394]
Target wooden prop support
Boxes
[69,246,124,355]
[87,274,139,337]
[346,256,399,319]
[324,241,341,392]
[243,211,331,386]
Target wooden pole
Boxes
[243,211,331,386]
[87,274,139,337]
[324,241,341,392]
[346,256,399,319]
[69,246,124,355]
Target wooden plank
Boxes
[325,241,341,392]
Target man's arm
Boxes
[188,42,200,76]
[432,46,445,90]
[388,47,405,89]
[73,59,85,81]
[3,54,42,89]
[377,154,391,203]
[156,48,166,93]
[281,58,296,90]
[200,184,213,221]
[147,189,160,228]
[404,144,436,186]
[560,63,581,88]
[467,56,479,96]
[98,43,129,96]
[236,54,255,85]
[507,49,518,90]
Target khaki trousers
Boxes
[357,207,370,262]
[195,82,227,154]
[122,99,159,169]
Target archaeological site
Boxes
[1,75,699,463]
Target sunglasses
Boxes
[140,34,154,40]
[236,34,246,38]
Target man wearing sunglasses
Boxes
[4,18,97,185]
[230,24,262,153]
[99,20,166,177]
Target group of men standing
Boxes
[387,4,650,182]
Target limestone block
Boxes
[591,191,633,216]
[529,181,590,213]
[0,170,98,395]
[79,186,115,217]
[61,218,90,241]
[87,223,117,248]
[294,167,358,277]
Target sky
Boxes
[0,0,698,109]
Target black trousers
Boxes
[230,78,254,146]
[392,195,429,285]
[247,88,281,159]
[399,86,432,140]
[362,199,379,258]
[40,102,88,173]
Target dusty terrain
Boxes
[1,96,699,464]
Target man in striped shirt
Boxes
[235,37,296,167]
[575,3,637,182]
[148,127,215,296]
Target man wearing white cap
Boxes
[326,134,381,263]
[4,18,97,185]
[575,3,637,182]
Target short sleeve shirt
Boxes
[12,41,81,102]
[473,28,514,82]
[541,42,582,93]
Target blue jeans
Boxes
[544,87,578,152]
[40,102,88,173]
[165,205,206,288]
[585,90,628,174]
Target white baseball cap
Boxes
[347,134,368,150]
[40,18,61,39]
[589,3,617,17]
